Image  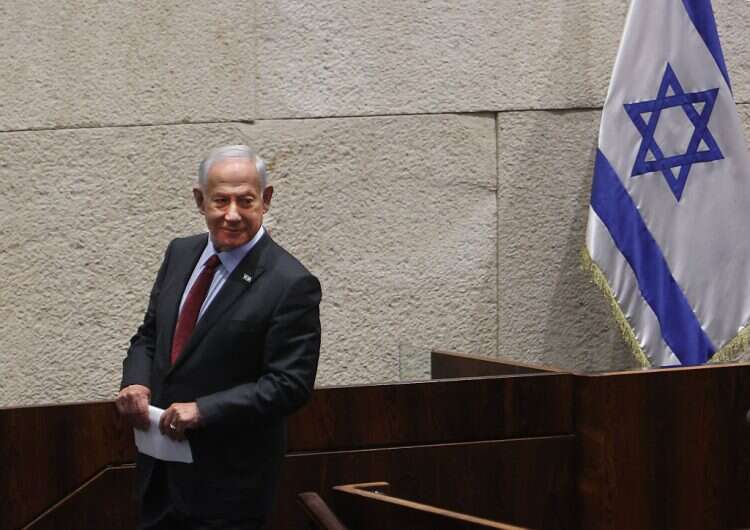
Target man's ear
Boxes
[193,187,206,214]
[262,185,274,213]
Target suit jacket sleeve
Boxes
[120,240,174,390]
[195,273,322,427]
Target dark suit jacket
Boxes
[121,232,321,520]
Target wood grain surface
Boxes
[26,465,136,530]
[287,374,574,451]
[4,356,748,530]
[272,436,574,530]
[0,401,135,530]
[575,363,750,530]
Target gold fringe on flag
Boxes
[581,246,750,367]
[580,246,651,368]
[709,323,750,364]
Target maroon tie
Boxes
[170,255,221,364]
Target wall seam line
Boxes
[494,112,501,358]
[252,0,261,122]
[3,101,748,134]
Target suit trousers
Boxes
[139,462,264,530]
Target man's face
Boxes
[193,158,273,252]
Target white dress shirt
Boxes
[178,226,266,320]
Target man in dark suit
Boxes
[116,145,322,530]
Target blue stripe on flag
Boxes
[681,0,731,90]
[590,149,715,365]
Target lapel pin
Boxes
[242,273,253,284]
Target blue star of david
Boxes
[624,63,723,201]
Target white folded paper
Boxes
[133,405,193,463]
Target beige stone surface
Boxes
[718,0,750,98]
[730,104,750,364]
[496,109,636,372]
[0,114,497,406]
[0,2,255,131]
[262,115,498,386]
[2,1,747,129]
[257,0,749,118]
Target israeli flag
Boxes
[585,0,750,366]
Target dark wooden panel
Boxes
[268,436,574,530]
[1,372,571,528]
[5,363,750,530]
[431,351,558,379]
[26,465,137,530]
[575,364,750,530]
[735,368,750,528]
[0,401,135,530]
[288,374,574,452]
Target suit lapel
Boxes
[160,235,208,365]
[168,233,273,375]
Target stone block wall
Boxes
[1,1,747,405]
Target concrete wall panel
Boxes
[255,114,498,386]
[726,105,750,364]
[257,1,749,119]
[0,126,219,406]
[496,109,634,372]
[0,113,497,406]
[0,2,256,131]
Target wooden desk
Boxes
[2,353,747,529]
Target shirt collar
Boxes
[203,226,266,275]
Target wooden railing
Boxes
[297,491,349,530]
[332,482,533,530]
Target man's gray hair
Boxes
[198,145,269,190]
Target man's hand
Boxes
[115,384,151,430]
[159,402,202,441]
